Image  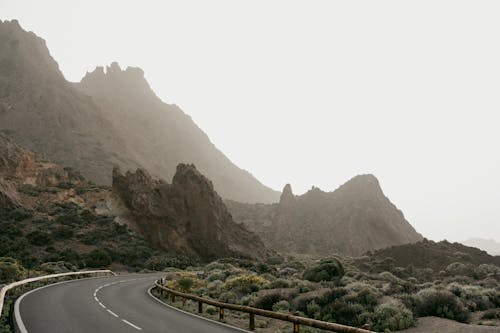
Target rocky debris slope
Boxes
[227,175,423,257]
[112,164,270,261]
[0,19,278,203]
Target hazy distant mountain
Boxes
[226,174,423,256]
[462,238,500,256]
[0,20,279,203]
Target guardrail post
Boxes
[198,301,203,313]
[219,307,224,321]
[249,313,255,331]
[182,297,186,306]
[171,293,176,303]
[293,322,300,333]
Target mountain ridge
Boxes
[0,19,279,203]
[226,174,423,256]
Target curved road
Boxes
[16,274,246,333]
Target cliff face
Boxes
[0,20,278,203]
[227,175,423,257]
[112,164,270,261]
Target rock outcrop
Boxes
[112,164,270,261]
[0,179,20,208]
[0,20,279,203]
[0,134,84,187]
[227,175,423,257]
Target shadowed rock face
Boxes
[112,164,270,261]
[227,175,423,257]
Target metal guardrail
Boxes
[154,280,376,333]
[0,270,115,318]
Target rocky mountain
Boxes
[0,20,136,184]
[0,19,279,203]
[226,174,423,257]
[0,134,269,270]
[112,164,270,261]
[462,238,500,256]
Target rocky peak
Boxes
[80,62,152,100]
[0,20,63,83]
[279,183,295,206]
[112,164,270,261]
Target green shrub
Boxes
[253,291,283,310]
[272,300,290,312]
[482,309,500,320]
[178,278,194,292]
[206,306,217,315]
[0,257,25,283]
[303,258,345,283]
[218,291,238,303]
[84,249,112,268]
[414,288,469,322]
[370,303,415,331]
[27,230,52,246]
[53,226,74,239]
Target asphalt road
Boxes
[16,274,247,333]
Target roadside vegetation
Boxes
[153,253,500,332]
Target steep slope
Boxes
[0,134,268,269]
[0,133,168,271]
[226,175,423,256]
[0,20,278,203]
[112,164,270,261]
[76,63,279,203]
[0,20,137,184]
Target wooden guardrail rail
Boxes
[0,269,115,318]
[154,280,376,333]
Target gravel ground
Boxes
[398,316,500,333]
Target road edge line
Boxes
[14,275,127,333]
[146,286,251,333]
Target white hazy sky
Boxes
[1,1,499,243]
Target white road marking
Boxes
[94,296,98,302]
[98,302,106,309]
[107,309,119,318]
[122,319,142,330]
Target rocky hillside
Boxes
[226,175,423,256]
[0,20,278,203]
[357,238,500,272]
[0,134,269,271]
[112,164,270,261]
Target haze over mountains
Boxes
[0,19,278,204]
[0,19,430,259]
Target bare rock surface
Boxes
[112,164,270,261]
